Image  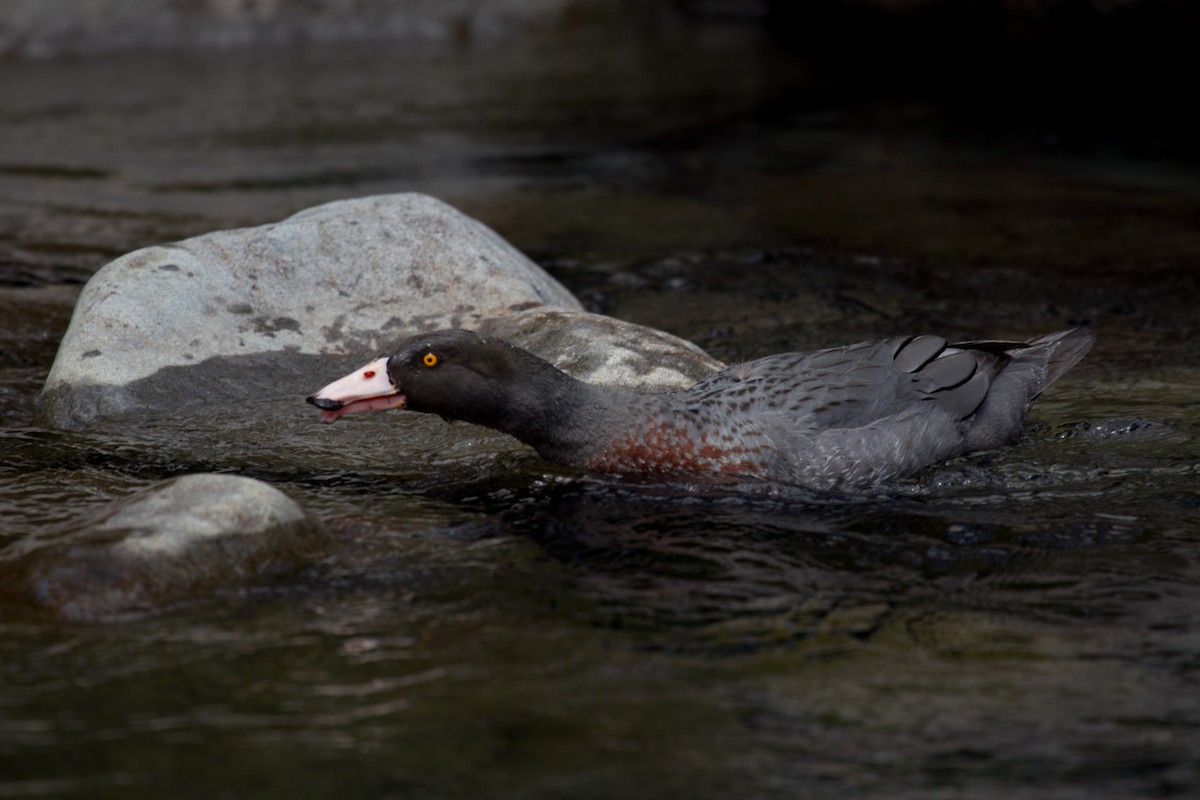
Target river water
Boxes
[2,22,1199,800]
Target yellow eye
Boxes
[422,352,438,368]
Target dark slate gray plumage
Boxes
[309,328,1094,491]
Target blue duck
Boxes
[307,328,1092,490]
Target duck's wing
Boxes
[689,329,1093,434]
[687,335,1017,431]
[888,335,1003,421]
[677,330,1092,489]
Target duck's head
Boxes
[306,329,553,426]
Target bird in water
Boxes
[307,328,1092,491]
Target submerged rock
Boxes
[39,192,720,429]
[0,474,324,622]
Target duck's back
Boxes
[676,329,1093,489]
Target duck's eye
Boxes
[422,352,439,368]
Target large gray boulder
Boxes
[39,193,721,429]
[0,474,325,621]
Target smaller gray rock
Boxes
[1,474,324,621]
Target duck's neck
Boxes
[484,364,766,480]
[501,377,639,467]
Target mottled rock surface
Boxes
[476,307,721,389]
[0,474,324,621]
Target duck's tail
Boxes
[1029,327,1095,389]
[961,327,1093,449]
